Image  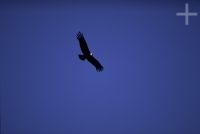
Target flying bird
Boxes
[76,32,104,72]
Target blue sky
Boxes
[1,1,200,134]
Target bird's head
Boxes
[90,52,93,56]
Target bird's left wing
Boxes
[76,32,91,55]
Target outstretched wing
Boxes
[76,32,90,55]
[87,56,104,72]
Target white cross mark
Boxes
[176,3,198,25]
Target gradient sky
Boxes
[1,0,200,134]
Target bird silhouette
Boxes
[76,32,104,72]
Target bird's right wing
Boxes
[76,32,91,55]
[87,56,104,72]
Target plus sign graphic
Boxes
[176,3,198,25]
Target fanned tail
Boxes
[78,54,86,61]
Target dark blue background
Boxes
[1,1,200,134]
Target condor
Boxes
[76,32,104,72]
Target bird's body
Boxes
[76,32,104,72]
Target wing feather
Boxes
[76,32,90,55]
[87,56,104,72]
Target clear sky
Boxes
[1,0,200,134]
